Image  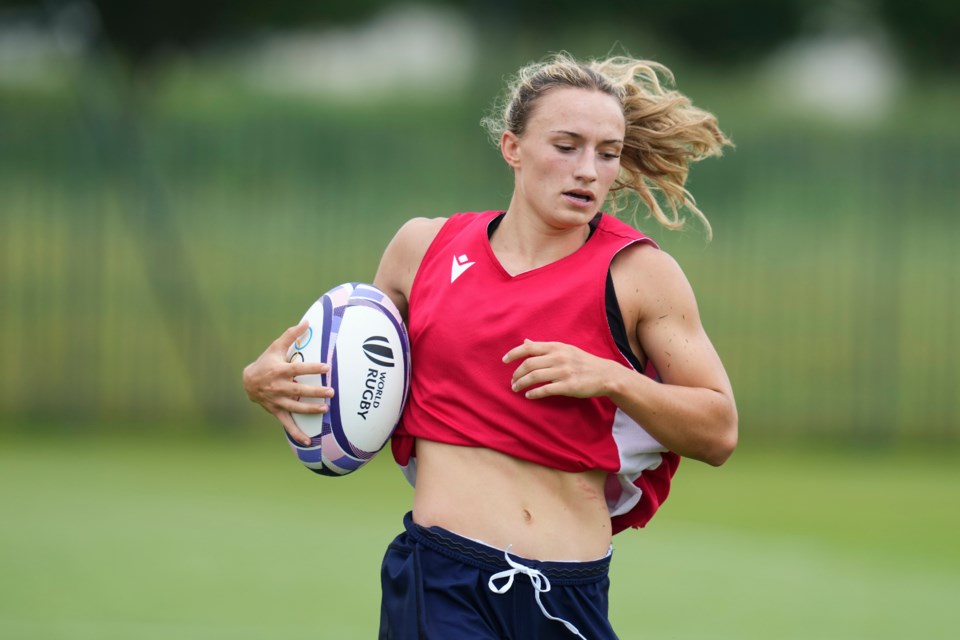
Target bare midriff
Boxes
[411,439,613,561]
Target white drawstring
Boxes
[487,546,588,640]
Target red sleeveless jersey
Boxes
[391,211,679,532]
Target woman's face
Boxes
[502,87,625,229]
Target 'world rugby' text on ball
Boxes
[286,283,410,476]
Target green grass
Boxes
[2,431,957,639]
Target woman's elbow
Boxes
[705,428,737,466]
[703,403,738,467]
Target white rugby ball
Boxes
[286,282,410,476]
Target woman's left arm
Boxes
[505,245,737,466]
[611,245,737,465]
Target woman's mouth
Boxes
[563,190,595,206]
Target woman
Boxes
[244,52,737,639]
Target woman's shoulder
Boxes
[380,216,449,277]
[612,239,687,290]
[611,239,698,327]
[395,211,500,250]
[598,213,655,241]
[374,217,448,312]
[394,215,448,247]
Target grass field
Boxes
[2,431,957,639]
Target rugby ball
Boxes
[286,282,410,476]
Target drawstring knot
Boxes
[487,546,588,639]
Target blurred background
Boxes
[1,0,957,638]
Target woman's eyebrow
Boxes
[550,130,624,145]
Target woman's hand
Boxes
[503,339,623,400]
[242,320,334,446]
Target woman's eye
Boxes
[602,152,621,160]
[555,145,575,152]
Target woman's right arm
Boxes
[242,216,444,444]
[242,321,332,446]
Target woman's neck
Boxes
[489,209,594,275]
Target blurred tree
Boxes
[646,1,807,64]
[85,0,391,63]
[0,0,954,69]
[87,0,383,63]
[0,0,386,63]
[875,0,959,69]
[471,0,809,66]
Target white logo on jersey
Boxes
[450,254,475,283]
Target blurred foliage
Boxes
[0,0,957,69]
[876,0,960,69]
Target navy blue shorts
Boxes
[379,512,618,639]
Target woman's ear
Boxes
[500,131,521,168]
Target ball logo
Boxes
[362,336,395,368]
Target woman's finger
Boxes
[274,410,312,446]
[502,338,546,363]
[289,380,335,399]
[273,320,310,352]
[288,360,330,377]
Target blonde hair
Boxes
[482,52,732,238]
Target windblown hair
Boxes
[482,52,732,238]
